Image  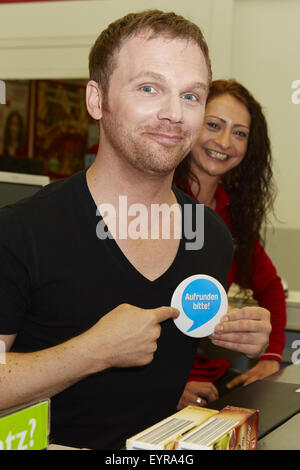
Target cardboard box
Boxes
[126,406,219,450]
[178,406,259,450]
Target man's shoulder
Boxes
[173,185,231,234]
[0,171,84,220]
[24,170,84,206]
[173,185,198,206]
[0,171,87,246]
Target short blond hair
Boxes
[89,9,211,93]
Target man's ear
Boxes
[86,80,103,120]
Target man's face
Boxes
[100,33,210,176]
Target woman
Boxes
[174,79,286,409]
[3,110,25,158]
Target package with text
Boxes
[126,406,219,450]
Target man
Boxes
[0,10,270,449]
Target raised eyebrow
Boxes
[205,115,250,129]
[131,71,164,82]
[130,70,166,82]
[131,71,208,92]
[233,125,250,130]
[190,82,209,94]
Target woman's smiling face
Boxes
[190,93,251,178]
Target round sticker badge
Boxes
[171,274,228,338]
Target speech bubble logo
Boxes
[182,279,221,332]
[171,274,227,338]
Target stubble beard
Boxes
[100,103,193,177]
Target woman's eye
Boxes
[206,121,219,130]
[234,130,248,138]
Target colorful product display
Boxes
[127,405,258,451]
[178,406,258,450]
[126,406,219,450]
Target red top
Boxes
[186,184,287,383]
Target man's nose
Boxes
[157,94,183,123]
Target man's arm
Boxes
[0,332,100,410]
[0,304,179,411]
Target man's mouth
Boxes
[206,149,228,161]
[146,132,183,144]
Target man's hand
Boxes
[85,303,179,371]
[177,381,219,410]
[226,360,280,389]
[209,306,271,358]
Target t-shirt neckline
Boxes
[76,168,187,286]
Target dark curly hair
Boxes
[174,79,276,288]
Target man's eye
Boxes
[141,86,155,93]
[183,93,198,101]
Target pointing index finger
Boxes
[154,306,180,323]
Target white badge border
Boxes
[171,274,228,338]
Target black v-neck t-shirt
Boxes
[0,170,233,449]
